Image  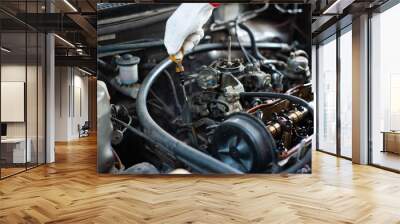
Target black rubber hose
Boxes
[98,58,116,75]
[187,43,291,56]
[239,92,313,118]
[238,23,266,61]
[235,21,252,64]
[98,40,164,53]
[99,41,291,55]
[136,46,244,174]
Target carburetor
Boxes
[190,58,272,119]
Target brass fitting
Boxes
[169,49,185,73]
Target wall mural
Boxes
[97,3,313,175]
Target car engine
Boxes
[97,4,313,174]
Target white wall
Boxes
[55,66,69,141]
[1,63,46,164]
[72,73,89,138]
[1,65,26,139]
[1,65,41,137]
[54,66,89,141]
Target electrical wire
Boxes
[111,104,133,133]
[149,89,175,117]
[241,3,270,21]
[111,117,172,154]
[274,4,303,14]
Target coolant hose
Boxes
[136,44,247,174]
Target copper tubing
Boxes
[246,100,277,113]
[279,136,312,160]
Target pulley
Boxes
[210,113,276,172]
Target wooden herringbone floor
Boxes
[1,135,400,224]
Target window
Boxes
[317,36,337,154]
[339,27,352,158]
[0,1,47,179]
[370,3,400,171]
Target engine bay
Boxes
[97,4,313,174]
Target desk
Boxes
[1,138,31,164]
[382,131,400,154]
